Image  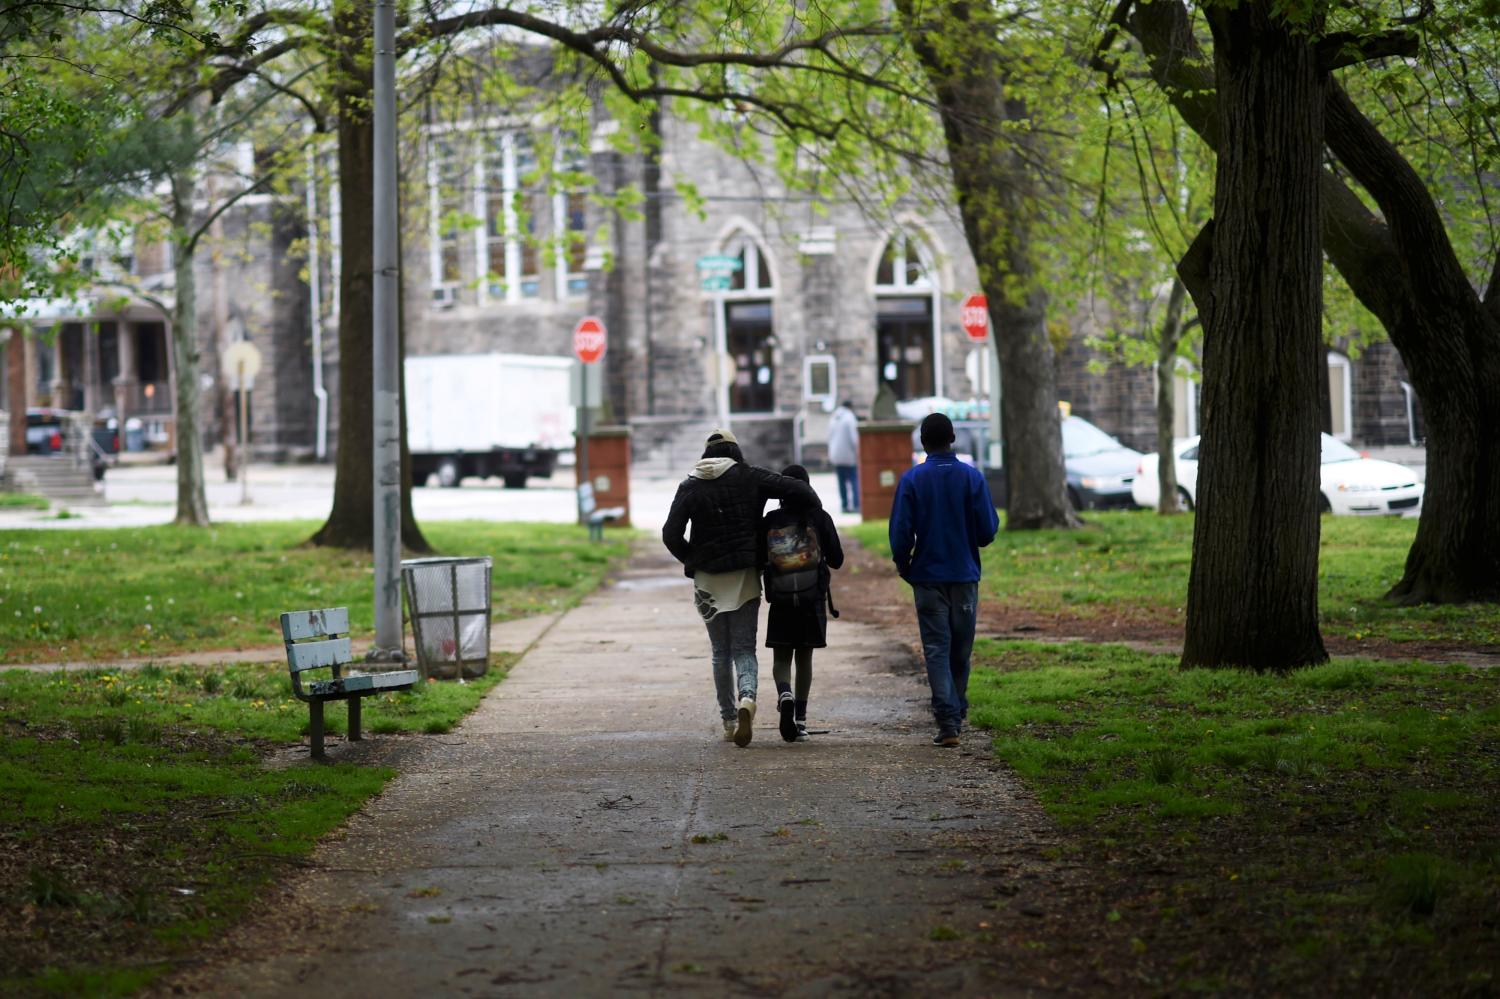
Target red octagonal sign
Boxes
[573,315,607,364]
[961,294,989,342]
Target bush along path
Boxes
[157,543,1094,997]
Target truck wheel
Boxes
[502,472,527,489]
[437,459,462,488]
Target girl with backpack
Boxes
[760,464,844,742]
[662,431,822,747]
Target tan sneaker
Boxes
[722,718,736,742]
[733,697,756,747]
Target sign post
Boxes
[961,294,1002,469]
[573,317,607,526]
[220,340,262,505]
[697,255,742,428]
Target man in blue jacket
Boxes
[888,413,1000,747]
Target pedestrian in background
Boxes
[663,429,822,747]
[888,413,999,748]
[760,464,844,742]
[827,399,860,513]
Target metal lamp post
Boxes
[369,0,404,663]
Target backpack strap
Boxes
[826,581,839,619]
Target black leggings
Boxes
[771,647,813,709]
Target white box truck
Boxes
[405,353,575,488]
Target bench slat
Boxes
[309,670,419,698]
[286,637,353,672]
[280,607,350,642]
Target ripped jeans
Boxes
[705,598,761,720]
[912,582,979,733]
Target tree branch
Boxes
[1122,0,1416,337]
[1316,29,1418,73]
[185,172,276,254]
[1089,0,1137,89]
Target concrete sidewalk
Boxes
[168,543,1059,997]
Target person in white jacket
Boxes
[827,401,860,513]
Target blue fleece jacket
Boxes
[888,451,999,584]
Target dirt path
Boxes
[158,543,1092,997]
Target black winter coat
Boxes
[662,463,821,577]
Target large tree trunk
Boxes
[895,0,1078,530]
[1178,2,1328,671]
[1321,89,1500,604]
[6,326,26,455]
[1125,0,1500,604]
[310,0,428,552]
[169,167,210,527]
[1154,277,1186,514]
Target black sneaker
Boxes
[932,731,960,748]
[778,691,798,742]
[795,721,810,742]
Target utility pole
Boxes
[369,0,404,663]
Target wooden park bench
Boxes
[577,482,625,542]
[280,607,419,760]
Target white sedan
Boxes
[1131,434,1424,516]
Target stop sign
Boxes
[573,316,607,364]
[961,294,989,341]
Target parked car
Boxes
[1130,438,1202,511]
[24,408,114,481]
[1132,433,1424,516]
[905,408,1141,510]
[1061,416,1143,510]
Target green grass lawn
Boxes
[965,639,1500,993]
[851,511,1500,648]
[0,654,516,996]
[0,520,632,664]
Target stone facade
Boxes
[26,90,1420,468]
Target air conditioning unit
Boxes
[431,284,457,308]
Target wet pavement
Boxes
[164,543,1057,997]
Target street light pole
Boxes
[369,0,404,663]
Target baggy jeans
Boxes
[835,465,860,512]
[912,582,978,733]
[706,598,761,719]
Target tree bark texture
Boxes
[6,327,27,455]
[1127,0,1500,604]
[1178,3,1328,671]
[310,0,429,552]
[1322,89,1500,604]
[1154,277,1186,514]
[169,168,211,527]
[895,0,1078,531]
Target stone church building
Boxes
[3,83,1424,477]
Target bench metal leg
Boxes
[309,700,325,760]
[348,696,363,741]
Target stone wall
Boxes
[1352,340,1415,445]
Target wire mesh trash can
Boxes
[401,556,492,680]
